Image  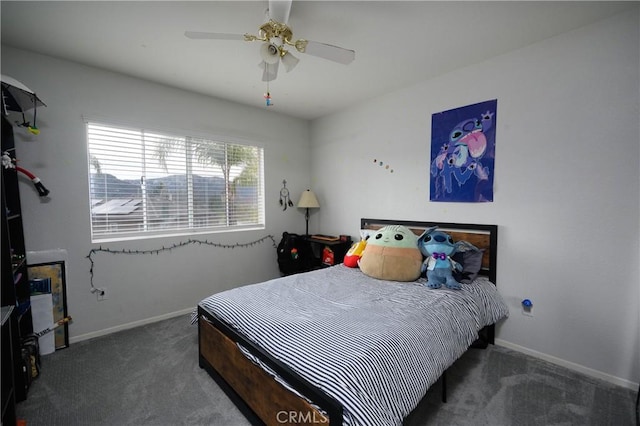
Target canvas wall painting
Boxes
[430,99,497,202]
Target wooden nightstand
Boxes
[304,236,352,269]
[277,233,353,276]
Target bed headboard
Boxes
[360,218,498,284]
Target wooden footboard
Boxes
[198,307,342,425]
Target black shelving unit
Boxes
[1,306,16,424]
[1,114,33,405]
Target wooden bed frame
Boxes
[198,219,498,425]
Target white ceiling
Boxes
[1,1,634,120]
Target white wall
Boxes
[310,9,640,389]
[1,46,311,340]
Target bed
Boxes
[197,218,508,425]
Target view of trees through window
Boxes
[87,123,264,241]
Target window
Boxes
[87,122,264,242]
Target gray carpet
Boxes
[16,314,637,425]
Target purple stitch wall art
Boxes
[430,99,497,202]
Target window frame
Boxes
[86,120,265,243]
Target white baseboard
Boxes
[70,307,195,344]
[495,339,638,391]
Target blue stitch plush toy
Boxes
[417,227,477,290]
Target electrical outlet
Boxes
[97,287,108,301]
[521,298,533,316]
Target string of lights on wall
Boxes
[86,235,277,291]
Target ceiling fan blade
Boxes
[184,31,244,41]
[261,61,279,82]
[268,0,292,24]
[303,40,355,65]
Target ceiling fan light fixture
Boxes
[185,2,356,84]
[281,51,299,72]
[260,42,281,64]
[269,36,283,47]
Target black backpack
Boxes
[277,232,311,275]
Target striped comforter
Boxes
[198,264,509,425]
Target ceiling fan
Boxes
[185,0,355,82]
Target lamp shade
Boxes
[260,42,281,65]
[297,190,320,209]
[281,51,299,72]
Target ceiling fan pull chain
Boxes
[264,77,274,107]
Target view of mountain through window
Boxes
[87,122,264,241]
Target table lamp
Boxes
[297,189,320,235]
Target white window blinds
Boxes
[87,122,264,242]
